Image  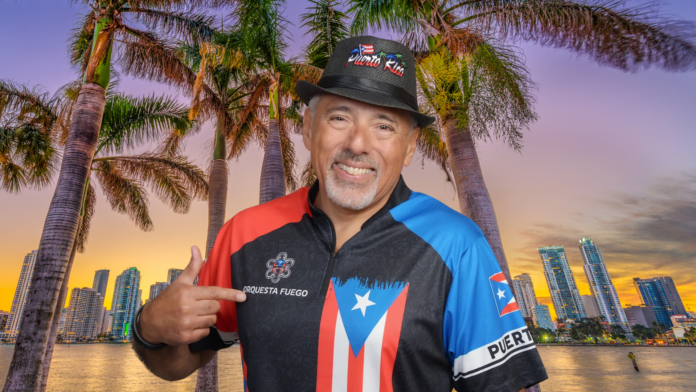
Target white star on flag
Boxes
[352,290,376,316]
[497,288,506,300]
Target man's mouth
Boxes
[335,162,374,176]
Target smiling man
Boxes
[133,36,547,392]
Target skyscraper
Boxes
[4,250,38,338]
[92,269,110,298]
[110,267,141,341]
[149,282,169,301]
[64,288,103,341]
[167,268,184,285]
[538,246,586,321]
[534,304,555,332]
[633,276,686,327]
[0,311,10,332]
[578,238,629,331]
[511,274,538,319]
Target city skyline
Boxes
[1,1,695,318]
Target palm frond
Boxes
[227,79,267,159]
[124,8,216,42]
[347,0,419,35]
[233,0,289,72]
[301,0,350,68]
[68,12,97,74]
[300,157,317,188]
[92,159,153,231]
[462,0,696,71]
[97,93,194,154]
[76,182,96,253]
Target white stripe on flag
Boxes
[363,312,387,392]
[332,312,349,392]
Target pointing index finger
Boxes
[195,286,247,302]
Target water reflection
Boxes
[1,344,695,391]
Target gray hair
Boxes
[308,94,418,132]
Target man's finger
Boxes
[177,246,204,285]
[188,328,211,344]
[195,315,217,329]
[196,300,221,316]
[194,286,247,302]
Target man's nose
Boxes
[345,121,371,155]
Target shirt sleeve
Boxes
[189,221,238,353]
[445,236,547,392]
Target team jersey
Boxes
[191,177,547,391]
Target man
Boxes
[133,36,547,391]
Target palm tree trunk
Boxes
[443,119,512,284]
[2,83,105,392]
[195,158,228,392]
[38,239,77,392]
[259,118,285,203]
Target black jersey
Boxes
[192,178,547,391]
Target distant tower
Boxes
[538,246,586,321]
[149,282,169,302]
[533,304,555,331]
[578,238,629,331]
[167,268,184,285]
[92,269,110,298]
[64,288,103,342]
[4,250,38,338]
[633,276,686,327]
[511,274,538,319]
[110,267,141,341]
[580,295,600,318]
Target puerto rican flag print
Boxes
[360,44,375,55]
[489,272,520,317]
[317,278,408,392]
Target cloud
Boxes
[517,172,696,311]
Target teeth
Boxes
[337,163,371,176]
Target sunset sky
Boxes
[1,0,695,320]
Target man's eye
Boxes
[378,125,393,131]
[331,116,345,121]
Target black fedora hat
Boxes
[296,36,435,128]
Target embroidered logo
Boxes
[345,44,406,77]
[266,252,295,283]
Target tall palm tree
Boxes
[298,0,350,187]
[0,80,207,391]
[234,0,316,204]
[346,0,696,284]
[2,2,222,390]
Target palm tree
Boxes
[298,0,350,187]
[1,80,207,391]
[346,0,696,285]
[1,2,223,390]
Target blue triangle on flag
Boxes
[333,278,406,357]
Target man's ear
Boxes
[403,127,420,167]
[302,108,312,151]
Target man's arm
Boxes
[132,246,246,381]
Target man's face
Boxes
[302,94,419,211]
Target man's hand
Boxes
[139,246,246,346]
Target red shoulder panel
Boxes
[197,187,311,332]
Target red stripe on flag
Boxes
[316,281,339,391]
[490,272,506,282]
[240,344,249,392]
[347,344,365,392]
[379,284,409,392]
[501,301,519,315]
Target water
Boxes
[1,344,695,391]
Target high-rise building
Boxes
[92,269,110,298]
[149,282,169,301]
[0,311,10,332]
[580,295,600,318]
[511,274,538,319]
[623,305,658,328]
[57,308,68,335]
[4,250,38,338]
[578,238,629,331]
[633,277,686,327]
[534,304,555,331]
[64,288,104,342]
[167,268,184,285]
[110,267,141,341]
[538,246,586,321]
[95,307,111,335]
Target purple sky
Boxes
[1,0,695,318]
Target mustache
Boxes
[331,150,381,171]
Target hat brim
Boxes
[296,80,436,128]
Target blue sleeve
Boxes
[445,236,547,392]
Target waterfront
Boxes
[1,344,694,391]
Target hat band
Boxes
[317,75,418,111]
